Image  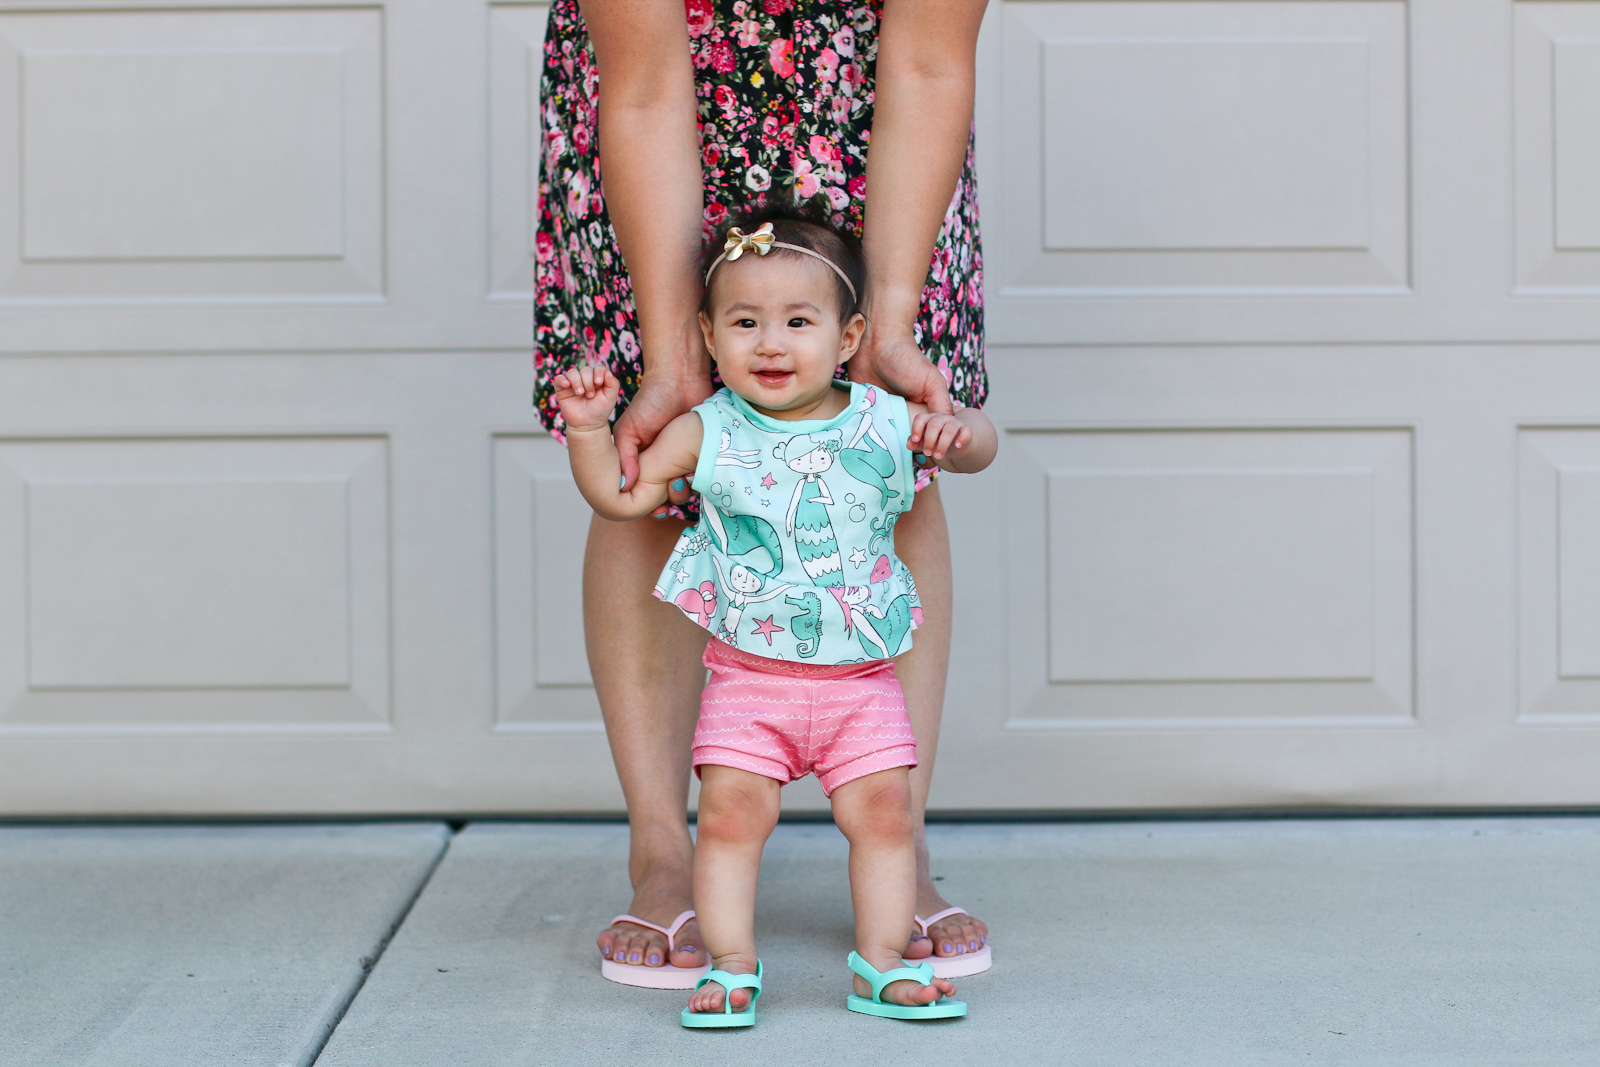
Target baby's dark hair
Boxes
[701,206,866,322]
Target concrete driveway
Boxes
[4,817,1597,1066]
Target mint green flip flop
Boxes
[680,960,763,1028]
[845,951,967,1020]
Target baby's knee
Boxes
[695,769,780,844]
[832,772,914,843]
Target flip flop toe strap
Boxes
[608,910,697,956]
[846,951,935,1004]
[693,965,763,1014]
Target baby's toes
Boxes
[882,979,938,1007]
[726,986,751,1011]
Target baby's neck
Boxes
[738,382,850,422]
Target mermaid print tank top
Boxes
[653,381,922,664]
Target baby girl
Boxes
[555,211,996,1027]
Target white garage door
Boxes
[2,0,1597,815]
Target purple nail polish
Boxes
[648,954,661,966]
[941,943,953,954]
[968,940,980,951]
[980,935,986,946]
[629,951,640,962]
[602,946,611,957]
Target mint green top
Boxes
[653,381,921,663]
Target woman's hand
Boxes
[853,326,953,416]
[613,372,712,505]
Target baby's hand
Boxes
[553,364,621,432]
[910,411,972,464]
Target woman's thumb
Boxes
[615,428,642,491]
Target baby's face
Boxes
[701,253,864,421]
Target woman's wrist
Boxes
[861,286,923,343]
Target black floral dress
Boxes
[534,0,986,446]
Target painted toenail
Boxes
[648,954,661,965]
[602,946,611,957]
[968,940,980,951]
[955,944,966,953]
[628,952,640,962]
[980,935,986,945]
[681,946,698,954]
[941,943,953,953]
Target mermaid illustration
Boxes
[840,387,901,509]
[779,432,844,588]
[713,556,790,643]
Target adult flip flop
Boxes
[681,960,763,1028]
[914,906,992,978]
[844,952,967,1020]
[600,910,712,989]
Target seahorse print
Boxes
[784,591,822,658]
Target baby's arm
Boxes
[554,364,701,520]
[906,400,997,474]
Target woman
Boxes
[534,0,991,978]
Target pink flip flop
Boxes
[599,910,712,989]
[914,906,992,978]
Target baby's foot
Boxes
[853,965,957,1007]
[686,954,759,1014]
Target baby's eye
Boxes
[735,318,756,329]
[787,317,808,328]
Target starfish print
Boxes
[751,616,785,645]
[760,473,777,489]
[676,568,691,584]
[848,547,868,567]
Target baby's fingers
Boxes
[926,418,967,460]
[909,411,930,447]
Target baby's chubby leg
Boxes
[829,768,958,1007]
[686,764,781,1014]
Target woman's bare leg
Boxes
[586,512,712,970]
[892,479,990,960]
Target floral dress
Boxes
[533,0,986,446]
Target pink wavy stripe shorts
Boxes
[693,638,919,797]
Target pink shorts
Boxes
[693,639,919,797]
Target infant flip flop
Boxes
[680,960,763,1028]
[845,952,967,1020]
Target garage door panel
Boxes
[1515,5,1600,291]
[0,437,391,733]
[0,8,384,302]
[1007,428,1413,729]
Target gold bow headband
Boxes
[703,222,858,302]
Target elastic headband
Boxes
[703,223,858,302]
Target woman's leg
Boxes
[891,479,990,960]
[830,768,957,1006]
[586,513,712,970]
[685,764,780,1013]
